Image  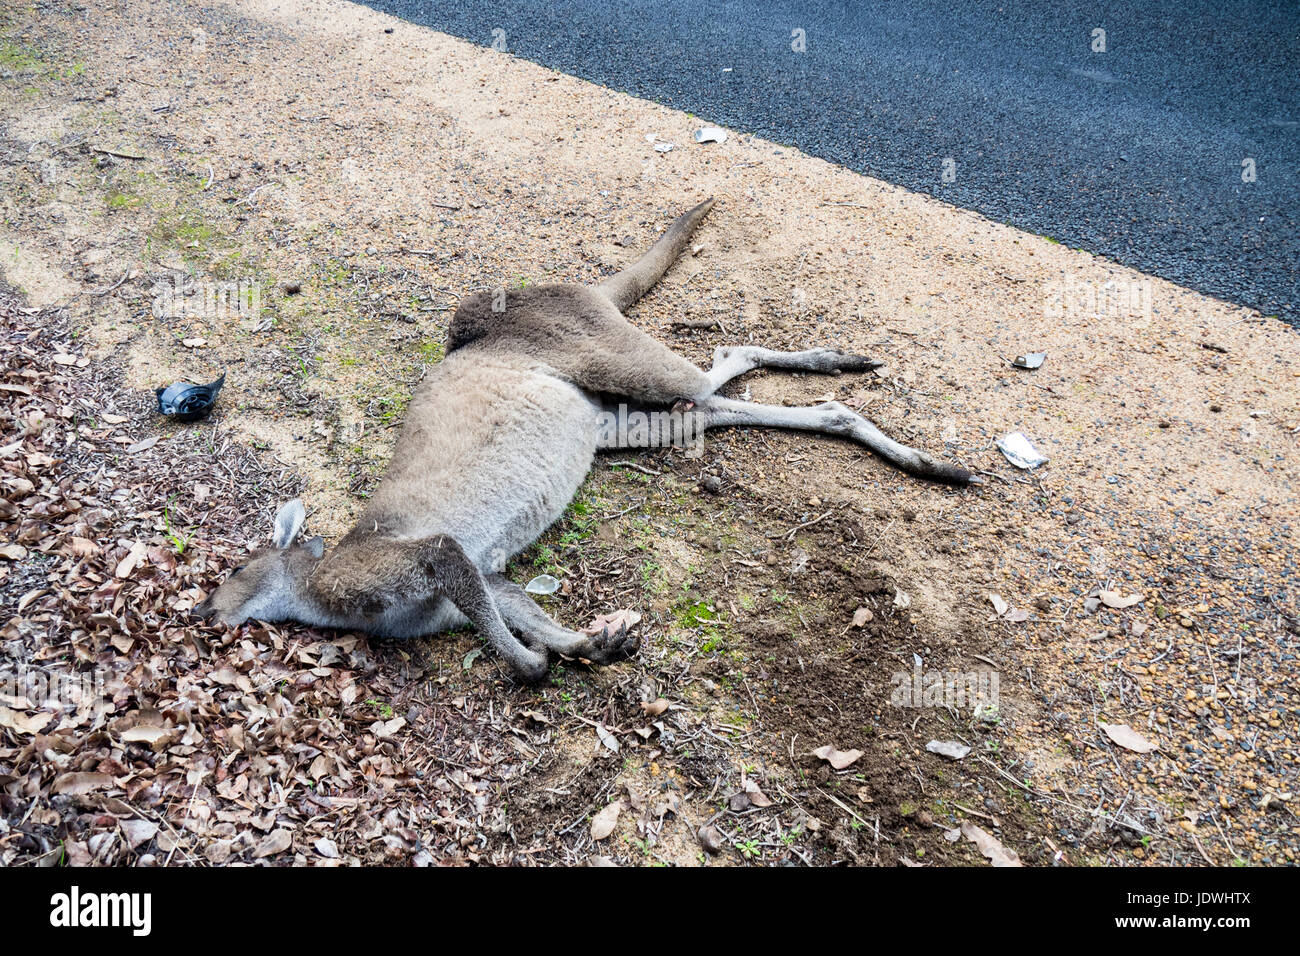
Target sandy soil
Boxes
[0,0,1296,866]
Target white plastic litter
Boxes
[1011,352,1046,369]
[996,432,1049,469]
[524,574,561,595]
[693,126,728,144]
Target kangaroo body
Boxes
[198,199,972,681]
[358,349,599,575]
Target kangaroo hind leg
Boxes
[696,394,972,484]
[486,574,639,664]
[705,346,881,393]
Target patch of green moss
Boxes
[674,599,724,651]
[106,190,143,210]
[0,39,43,73]
[416,339,444,363]
[146,210,226,264]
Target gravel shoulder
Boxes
[0,0,1296,866]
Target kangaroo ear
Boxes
[303,535,325,559]
[271,499,306,549]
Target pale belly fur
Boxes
[358,349,601,574]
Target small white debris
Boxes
[926,740,972,760]
[524,574,561,595]
[1011,352,1046,370]
[693,126,728,145]
[996,432,1049,469]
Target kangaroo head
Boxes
[196,499,325,627]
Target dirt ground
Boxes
[1,0,1297,866]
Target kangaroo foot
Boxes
[582,622,639,664]
[812,348,882,373]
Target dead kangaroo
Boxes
[198,199,972,681]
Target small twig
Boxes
[952,803,997,822]
[785,510,832,540]
[817,788,872,828]
[51,133,94,156]
[82,271,129,296]
[92,146,146,160]
[232,181,279,206]
[1188,831,1218,866]
[1146,639,1175,667]
[608,460,660,477]
[670,318,725,333]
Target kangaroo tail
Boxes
[596,197,715,311]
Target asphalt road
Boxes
[359,0,1300,325]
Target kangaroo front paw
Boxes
[584,622,640,665]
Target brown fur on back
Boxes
[446,284,711,404]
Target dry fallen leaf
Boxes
[851,606,873,627]
[581,608,642,636]
[119,724,175,750]
[590,801,621,840]
[119,819,159,850]
[1099,721,1158,753]
[372,717,406,739]
[114,541,149,579]
[697,823,725,854]
[251,829,293,859]
[987,593,1010,616]
[51,772,115,796]
[67,536,98,558]
[1098,590,1143,609]
[813,745,863,770]
[595,722,620,753]
[0,706,55,735]
[961,822,1023,866]
[641,698,669,717]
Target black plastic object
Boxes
[155,372,225,422]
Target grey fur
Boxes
[197,199,972,681]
